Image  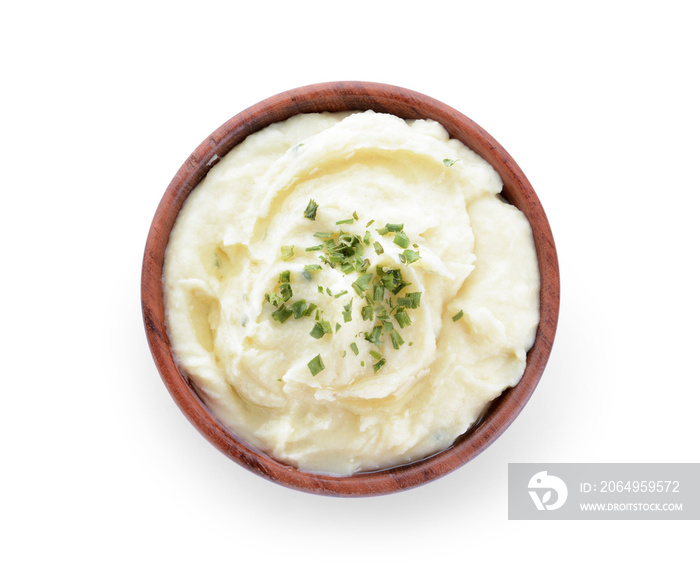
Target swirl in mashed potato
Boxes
[163,110,540,475]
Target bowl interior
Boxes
[141,81,560,496]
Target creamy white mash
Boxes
[163,110,540,475]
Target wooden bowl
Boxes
[141,81,560,496]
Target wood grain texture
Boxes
[141,81,560,496]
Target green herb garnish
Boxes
[452,310,464,322]
[304,199,319,220]
[393,231,410,249]
[352,272,373,295]
[281,245,295,261]
[389,330,404,350]
[271,305,293,324]
[394,308,412,328]
[443,158,459,167]
[397,292,421,309]
[266,201,427,374]
[279,283,293,302]
[364,325,383,347]
[308,354,325,376]
[342,301,353,323]
[291,300,313,319]
[402,249,420,263]
[310,320,333,339]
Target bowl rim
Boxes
[141,81,560,496]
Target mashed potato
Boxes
[163,110,540,475]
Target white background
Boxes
[3,1,698,575]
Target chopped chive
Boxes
[372,283,385,302]
[310,322,325,339]
[361,361,365,367]
[365,219,375,228]
[402,249,421,263]
[353,211,359,221]
[363,230,371,245]
[397,292,421,309]
[305,244,323,252]
[443,158,459,167]
[281,245,295,261]
[265,292,283,307]
[334,290,348,299]
[304,199,319,220]
[291,300,307,319]
[395,308,412,328]
[335,322,341,333]
[365,325,383,346]
[307,354,325,376]
[303,303,317,317]
[271,305,293,324]
[310,320,333,339]
[304,264,322,272]
[351,272,373,295]
[326,287,332,296]
[279,283,293,302]
[278,271,290,283]
[369,349,383,360]
[313,232,332,238]
[302,271,312,281]
[390,330,404,350]
[350,342,359,356]
[380,267,407,294]
[336,218,354,225]
[399,253,406,264]
[373,241,384,255]
[343,301,353,323]
[452,309,464,322]
[318,285,324,293]
[372,358,386,373]
[408,292,421,308]
[361,305,374,321]
[386,223,403,232]
[377,226,389,235]
[393,231,410,248]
